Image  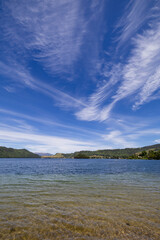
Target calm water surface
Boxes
[0,158,160,240]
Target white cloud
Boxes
[0,61,86,109]
[0,61,35,88]
[116,22,160,109]
[0,120,36,133]
[0,111,159,152]
[2,0,84,72]
[133,64,160,109]
[3,86,15,93]
[1,1,94,111]
[0,108,103,138]
[76,17,160,121]
[75,64,122,121]
[0,129,105,153]
[115,0,153,47]
[103,115,160,145]
[1,0,103,75]
[102,130,136,149]
[1,0,160,126]
[128,128,160,140]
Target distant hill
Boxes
[0,146,40,158]
[41,153,65,158]
[36,152,53,156]
[1,144,160,159]
[62,144,160,159]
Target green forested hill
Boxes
[2,144,160,159]
[0,146,40,158]
[63,144,160,159]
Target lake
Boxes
[0,158,160,239]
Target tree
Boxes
[74,153,89,159]
[139,150,147,157]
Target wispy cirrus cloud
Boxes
[115,0,155,48]
[0,61,86,109]
[99,115,160,148]
[1,109,159,152]
[115,21,160,109]
[0,129,105,153]
[1,0,84,74]
[76,1,160,122]
[0,0,104,112]
[102,130,137,149]
[75,64,122,121]
[0,120,36,133]
[101,126,160,149]
[1,0,104,75]
[0,108,102,138]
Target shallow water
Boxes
[0,158,160,239]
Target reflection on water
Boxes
[0,158,160,239]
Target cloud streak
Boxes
[0,61,86,109]
[116,21,160,109]
[1,0,105,111]
[0,108,102,137]
[115,0,155,48]
[1,0,104,75]
[75,64,122,121]
[2,0,84,73]
[0,129,104,153]
[76,2,160,122]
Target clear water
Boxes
[0,158,160,240]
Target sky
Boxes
[0,0,160,154]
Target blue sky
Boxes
[0,0,160,154]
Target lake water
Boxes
[0,158,160,240]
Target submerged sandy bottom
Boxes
[0,173,160,240]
